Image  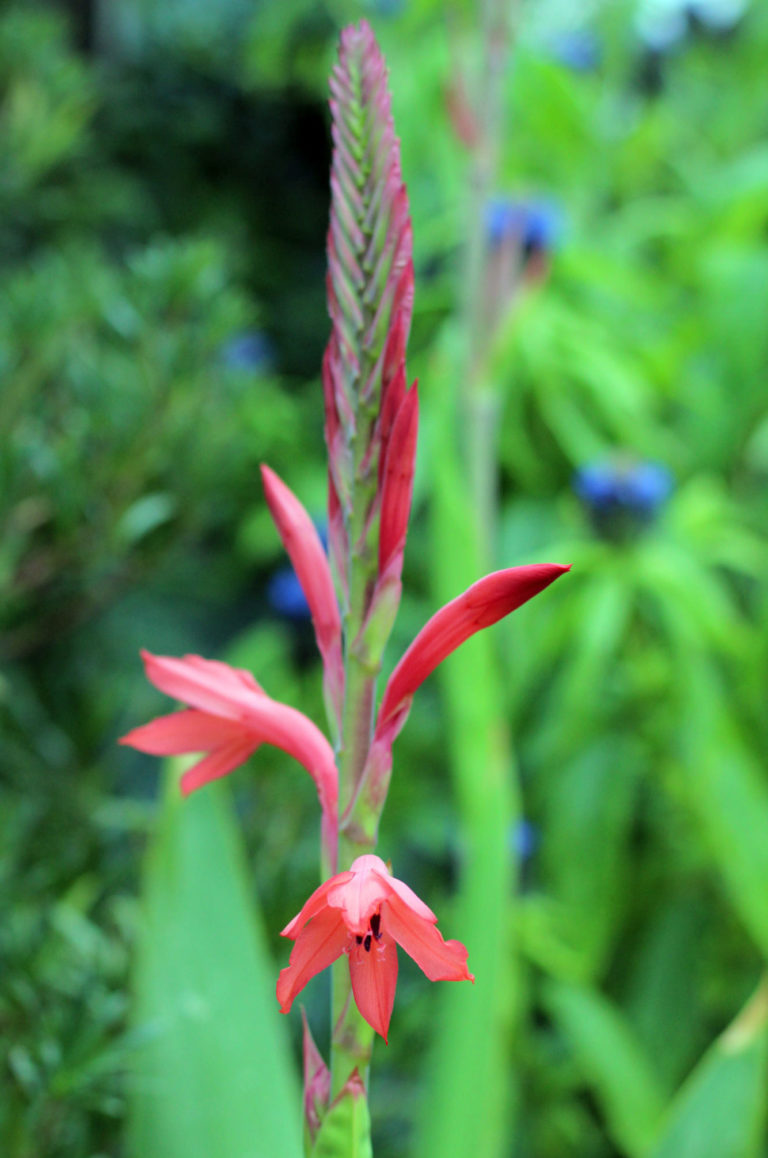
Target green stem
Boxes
[329,442,381,1099]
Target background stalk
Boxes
[417,3,522,1156]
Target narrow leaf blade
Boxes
[129,765,302,1158]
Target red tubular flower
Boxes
[277,854,473,1042]
[119,652,339,850]
[260,464,345,732]
[377,563,570,750]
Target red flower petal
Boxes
[179,738,259,796]
[327,854,391,933]
[376,866,436,923]
[277,909,350,1014]
[119,709,243,755]
[140,651,260,720]
[348,933,398,1042]
[383,898,474,983]
[281,872,355,939]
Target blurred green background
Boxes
[2,0,768,1155]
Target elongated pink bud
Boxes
[376,565,571,744]
[378,383,419,578]
[302,1011,330,1145]
[261,464,344,732]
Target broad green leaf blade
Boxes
[538,738,639,980]
[677,662,768,959]
[311,1086,373,1158]
[650,979,768,1158]
[129,765,302,1158]
[624,893,707,1092]
[544,979,667,1158]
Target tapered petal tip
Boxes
[259,462,281,497]
[276,967,297,1014]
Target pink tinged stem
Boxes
[260,464,345,732]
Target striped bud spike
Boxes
[324,21,415,609]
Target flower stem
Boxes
[330,492,380,1098]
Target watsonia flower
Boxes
[277,854,473,1042]
[119,650,339,853]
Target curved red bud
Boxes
[301,1011,330,1144]
[261,465,344,730]
[378,382,419,578]
[375,563,571,749]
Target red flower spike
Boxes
[301,1010,330,1145]
[260,464,344,731]
[324,21,414,626]
[277,854,473,1042]
[119,652,339,853]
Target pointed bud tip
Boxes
[338,1068,369,1097]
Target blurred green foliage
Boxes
[2,1,768,1156]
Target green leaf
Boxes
[538,739,639,979]
[650,979,768,1158]
[623,894,708,1092]
[311,1081,372,1158]
[676,664,768,960]
[544,979,667,1158]
[128,765,302,1158]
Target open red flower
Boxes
[277,854,473,1042]
[119,651,339,849]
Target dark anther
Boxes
[363,933,372,952]
[355,935,363,945]
[370,912,381,939]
